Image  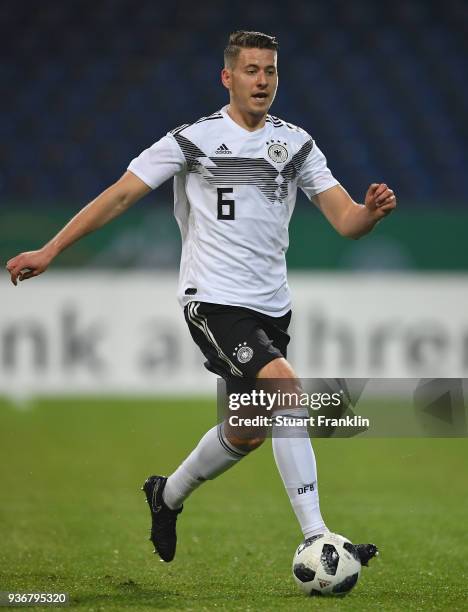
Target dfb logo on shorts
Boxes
[233,342,254,364]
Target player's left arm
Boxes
[313,183,396,239]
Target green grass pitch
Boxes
[0,397,467,611]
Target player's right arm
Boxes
[6,171,151,285]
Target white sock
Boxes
[272,409,328,539]
[163,424,248,510]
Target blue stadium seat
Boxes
[0,0,466,205]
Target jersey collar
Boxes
[220,105,268,136]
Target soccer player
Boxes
[6,31,395,567]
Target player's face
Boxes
[222,48,278,116]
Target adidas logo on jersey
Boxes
[215,143,232,154]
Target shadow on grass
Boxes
[69,576,305,609]
[68,576,181,608]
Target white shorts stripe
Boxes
[187,302,243,377]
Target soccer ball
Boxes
[292,533,361,596]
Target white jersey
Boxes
[128,105,338,316]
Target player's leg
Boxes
[162,303,270,511]
[253,357,328,539]
[142,421,249,562]
[160,422,250,511]
[143,303,271,561]
[256,358,378,566]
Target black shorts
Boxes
[184,301,292,380]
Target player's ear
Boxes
[221,67,231,91]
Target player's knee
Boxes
[226,432,266,452]
[257,357,297,379]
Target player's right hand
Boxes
[5,249,52,286]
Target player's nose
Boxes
[256,71,268,86]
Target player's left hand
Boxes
[364,183,397,218]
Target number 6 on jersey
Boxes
[217,187,235,220]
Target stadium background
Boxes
[1,1,467,610]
